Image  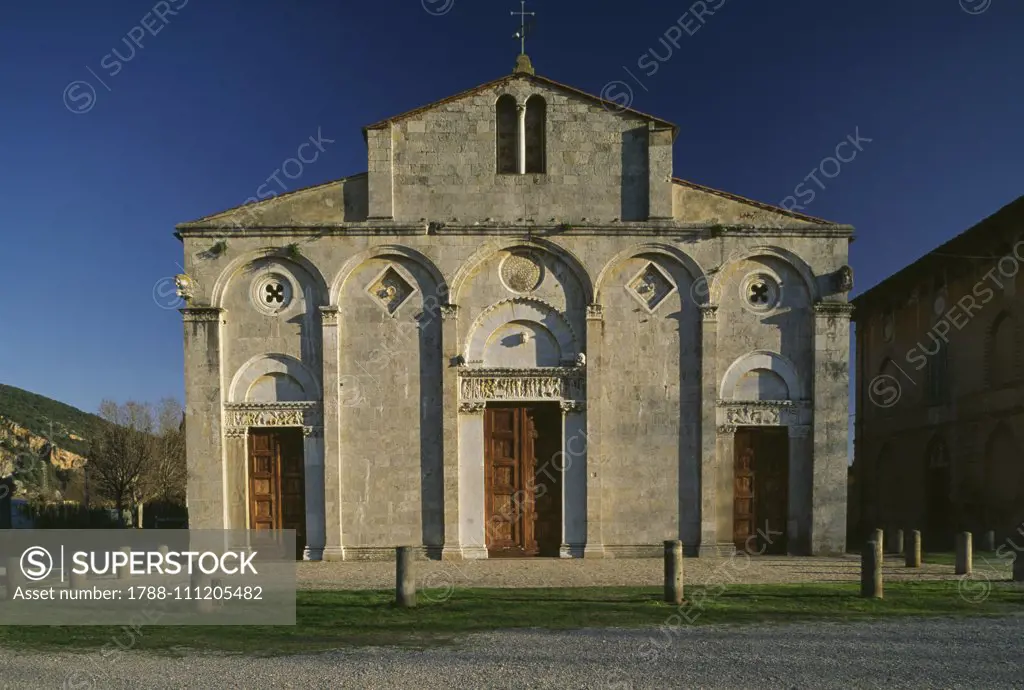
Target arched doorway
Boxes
[924,437,952,551]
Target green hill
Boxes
[0,384,106,457]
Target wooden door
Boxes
[484,407,538,556]
[733,428,788,554]
[733,430,756,551]
[248,428,306,559]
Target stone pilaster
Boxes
[715,424,737,554]
[811,302,854,554]
[516,103,527,175]
[457,401,487,559]
[583,303,605,558]
[302,426,326,561]
[698,305,719,555]
[319,306,343,561]
[223,428,247,532]
[787,423,813,555]
[441,304,463,560]
[560,400,587,558]
[181,307,226,529]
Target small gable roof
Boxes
[362,71,678,139]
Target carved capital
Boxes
[787,424,812,438]
[458,402,486,414]
[224,427,247,439]
[586,303,603,320]
[717,424,737,435]
[319,306,339,325]
[302,426,323,438]
[181,307,223,323]
[699,305,718,321]
[440,304,459,320]
[560,400,586,414]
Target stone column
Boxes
[181,307,226,529]
[223,428,248,531]
[810,303,854,555]
[787,424,813,555]
[457,402,487,559]
[302,426,326,561]
[698,306,719,555]
[583,304,605,558]
[441,305,462,560]
[715,424,737,552]
[560,400,587,558]
[319,306,343,561]
[516,103,527,175]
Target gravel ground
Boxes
[5,616,1023,689]
[296,555,1010,590]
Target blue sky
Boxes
[0,0,1021,415]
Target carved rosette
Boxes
[181,307,223,323]
[459,367,585,404]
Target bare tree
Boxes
[149,398,187,505]
[88,400,155,526]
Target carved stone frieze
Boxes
[224,401,321,429]
[813,302,855,318]
[181,307,223,323]
[459,367,585,402]
[717,399,802,427]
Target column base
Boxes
[461,545,489,560]
[559,543,585,558]
[321,546,345,562]
[440,545,464,561]
[583,544,606,558]
[303,546,324,561]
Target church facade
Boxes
[175,56,854,560]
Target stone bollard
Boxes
[906,530,922,568]
[887,529,904,556]
[395,546,416,608]
[5,556,25,599]
[158,544,170,559]
[191,569,213,613]
[70,569,88,589]
[117,547,132,580]
[981,530,996,552]
[1014,553,1024,583]
[955,532,973,575]
[663,540,684,605]
[861,540,883,599]
[873,528,884,560]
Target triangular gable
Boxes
[362,72,677,139]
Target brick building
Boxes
[852,196,1024,549]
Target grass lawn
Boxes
[0,581,1021,655]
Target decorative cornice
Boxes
[181,307,223,323]
[459,366,583,378]
[319,306,339,325]
[586,303,603,320]
[224,402,318,410]
[813,302,855,317]
[716,399,795,408]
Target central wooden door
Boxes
[249,428,306,559]
[484,406,539,557]
[733,427,788,554]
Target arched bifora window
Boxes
[524,95,546,174]
[495,95,518,174]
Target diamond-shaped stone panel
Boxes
[368,267,414,315]
[628,263,674,311]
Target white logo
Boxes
[20,546,54,581]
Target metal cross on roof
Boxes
[511,0,535,56]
